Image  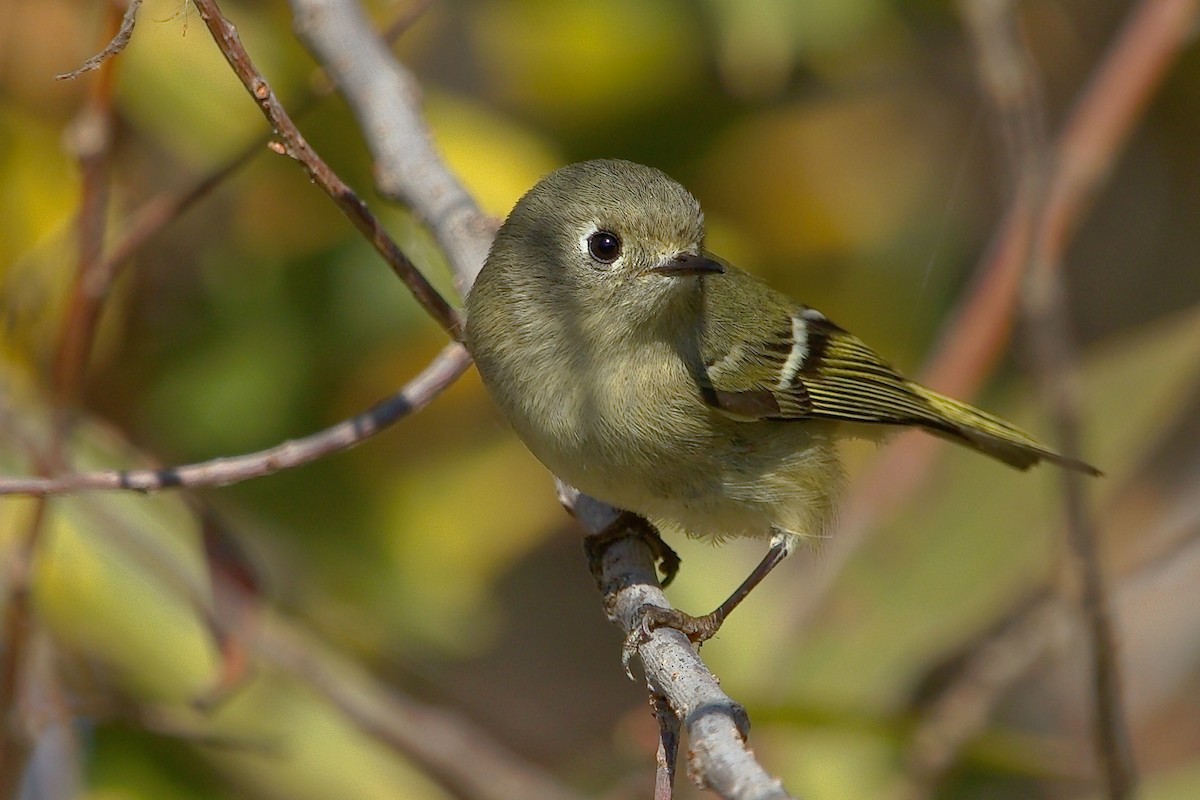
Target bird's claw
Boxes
[584,512,681,588]
[620,603,727,679]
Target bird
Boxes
[465,159,1098,641]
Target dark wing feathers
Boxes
[702,312,945,429]
[696,306,1100,474]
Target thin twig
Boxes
[0,343,470,496]
[781,0,1199,639]
[961,1,1139,795]
[56,0,142,80]
[894,460,1200,799]
[190,0,463,338]
[54,0,125,399]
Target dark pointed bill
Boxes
[652,253,725,276]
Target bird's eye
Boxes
[587,230,622,264]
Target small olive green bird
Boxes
[466,159,1098,640]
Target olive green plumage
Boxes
[466,159,1097,554]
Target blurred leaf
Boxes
[766,727,895,800]
[204,664,452,800]
[1072,303,1200,479]
[0,106,78,263]
[0,405,221,702]
[699,90,953,260]
[736,303,1200,708]
[375,435,563,654]
[425,91,563,219]
[470,0,701,126]
[0,105,80,374]
[1137,759,1200,800]
[707,0,894,98]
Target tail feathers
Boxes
[911,385,1101,476]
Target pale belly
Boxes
[515,392,843,544]
[474,322,843,544]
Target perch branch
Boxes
[563,484,795,800]
[284,0,799,794]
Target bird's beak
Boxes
[651,253,725,277]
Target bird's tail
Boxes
[911,384,1101,476]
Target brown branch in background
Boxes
[959,0,1148,796]
[53,0,126,400]
[0,343,470,496]
[0,500,49,800]
[893,464,1200,799]
[189,0,463,338]
[255,621,586,800]
[0,2,132,792]
[88,140,261,302]
[55,0,142,81]
[781,0,1199,638]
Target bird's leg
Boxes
[635,535,792,645]
[584,511,682,588]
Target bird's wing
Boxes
[696,303,1101,473]
[698,306,943,428]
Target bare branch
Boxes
[56,0,142,81]
[562,484,796,800]
[289,0,495,293]
[190,0,463,338]
[895,462,1200,798]
[956,1,1173,795]
[254,620,587,800]
[781,0,1199,639]
[0,344,470,496]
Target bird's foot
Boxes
[620,605,726,675]
[635,604,725,644]
[584,511,681,588]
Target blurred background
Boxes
[1,0,1199,798]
